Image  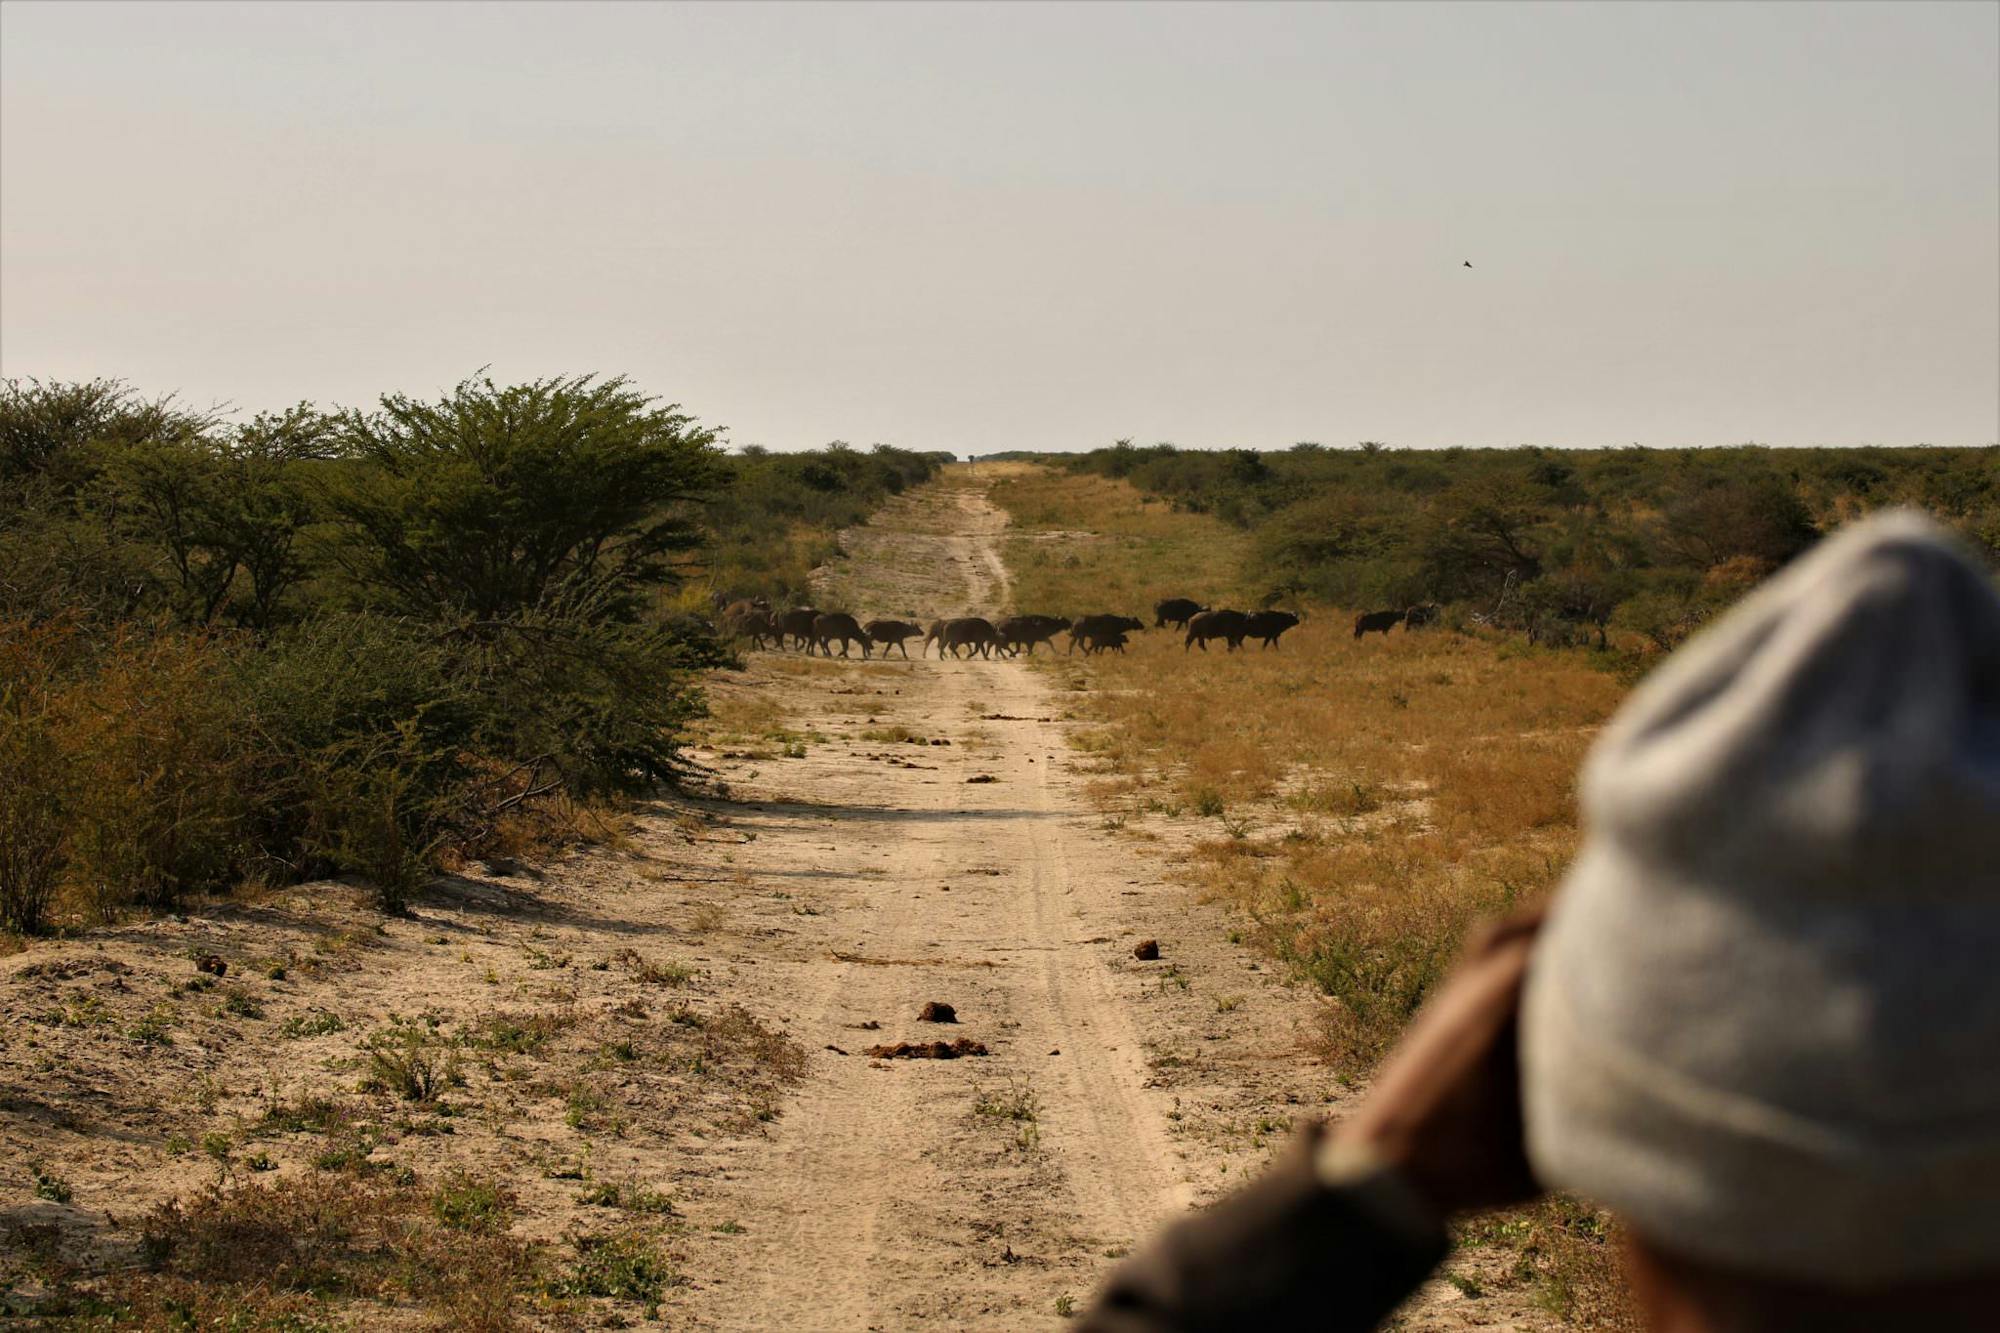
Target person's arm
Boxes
[1080,912,1545,1333]
[1081,1120,1446,1333]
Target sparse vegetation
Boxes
[546,1228,678,1302]
[30,1163,73,1203]
[362,1023,459,1102]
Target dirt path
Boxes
[668,477,1219,1327]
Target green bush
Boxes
[319,374,720,621]
[1059,440,1995,646]
[0,374,927,926]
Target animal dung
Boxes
[194,954,228,978]
[917,1000,958,1023]
[966,774,999,783]
[865,1038,989,1060]
[1132,939,1161,961]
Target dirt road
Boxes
[671,478,1211,1326]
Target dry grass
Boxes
[1047,613,1619,1065]
[990,465,1638,1329]
[987,467,1251,615]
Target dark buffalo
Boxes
[864,618,923,659]
[1403,603,1441,630]
[940,617,1000,659]
[997,614,1069,656]
[1185,609,1251,652]
[1067,614,1144,655]
[775,606,821,651]
[725,608,777,649]
[1089,628,1131,655]
[813,612,871,658]
[1244,609,1300,649]
[1354,609,1405,639]
[1153,597,1205,630]
[921,618,947,658]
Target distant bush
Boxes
[1058,440,1996,648]
[702,442,948,604]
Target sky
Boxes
[2,1,1995,454]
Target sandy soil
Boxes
[1,471,1545,1329]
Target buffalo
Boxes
[1185,609,1250,652]
[1403,603,1441,630]
[939,616,1000,658]
[775,606,821,651]
[1089,628,1131,655]
[1354,609,1404,639]
[864,618,924,659]
[1244,609,1300,649]
[1153,597,1205,630]
[725,608,777,649]
[997,614,1069,656]
[813,612,871,658]
[1067,614,1144,655]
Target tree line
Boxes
[1058,440,1996,651]
[0,375,943,932]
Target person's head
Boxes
[1519,511,2000,1329]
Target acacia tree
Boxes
[322,375,723,621]
[102,405,333,628]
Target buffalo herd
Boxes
[716,594,1441,659]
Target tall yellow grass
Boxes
[1061,615,1620,1064]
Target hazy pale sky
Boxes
[3,1,1995,453]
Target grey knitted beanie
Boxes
[1521,509,2000,1284]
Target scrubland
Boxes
[9,397,1981,1329]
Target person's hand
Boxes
[1334,909,1545,1217]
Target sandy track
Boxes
[674,479,1211,1327]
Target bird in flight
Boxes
[1463,260,1473,268]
